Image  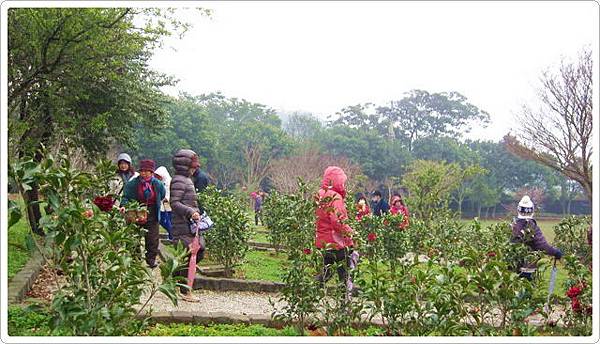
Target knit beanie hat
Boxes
[139,159,156,172]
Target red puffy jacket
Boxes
[315,166,354,250]
[390,195,410,229]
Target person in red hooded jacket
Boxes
[390,194,410,230]
[315,166,355,289]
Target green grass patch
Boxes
[7,306,53,336]
[145,323,298,336]
[8,195,40,280]
[460,218,561,243]
[236,250,288,282]
[251,231,270,243]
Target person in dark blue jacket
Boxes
[192,168,210,193]
[121,159,166,268]
[370,190,390,216]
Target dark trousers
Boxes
[173,236,206,294]
[316,248,351,288]
[143,206,160,266]
[255,210,262,226]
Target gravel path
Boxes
[137,264,286,316]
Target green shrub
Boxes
[198,186,251,277]
[552,216,592,266]
[9,152,183,336]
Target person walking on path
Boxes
[253,191,263,226]
[510,195,562,280]
[109,153,139,205]
[121,159,165,269]
[170,149,205,302]
[370,190,389,217]
[315,166,355,292]
[154,166,174,241]
[390,194,410,230]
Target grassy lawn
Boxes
[460,218,561,243]
[145,323,298,336]
[8,195,41,280]
[8,305,387,336]
[236,250,287,282]
[251,231,270,243]
[161,244,287,282]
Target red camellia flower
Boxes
[367,232,377,242]
[567,285,582,298]
[303,248,312,255]
[93,196,115,212]
[571,297,582,313]
[486,251,497,258]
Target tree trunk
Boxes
[477,203,482,218]
[567,199,572,215]
[492,204,497,218]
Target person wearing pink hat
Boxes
[390,194,410,230]
[121,159,166,269]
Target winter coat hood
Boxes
[154,166,172,184]
[172,149,199,176]
[117,153,132,164]
[320,166,347,198]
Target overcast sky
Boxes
[149,1,598,141]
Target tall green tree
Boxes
[378,90,490,151]
[8,8,200,235]
[402,160,463,223]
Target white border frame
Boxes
[1,1,598,343]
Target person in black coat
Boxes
[370,190,389,216]
[192,169,210,193]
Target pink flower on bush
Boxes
[486,251,497,258]
[367,232,377,242]
[93,196,115,212]
[303,248,312,255]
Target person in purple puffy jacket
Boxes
[510,195,562,280]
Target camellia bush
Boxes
[198,186,251,277]
[552,215,592,266]
[9,151,183,336]
[271,183,593,336]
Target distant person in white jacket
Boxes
[154,166,174,240]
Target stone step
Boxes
[192,276,284,293]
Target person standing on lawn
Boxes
[510,195,562,280]
[154,166,174,241]
[121,159,165,269]
[390,194,410,230]
[170,149,205,302]
[370,190,389,216]
[315,166,355,291]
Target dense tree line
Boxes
[128,91,588,217]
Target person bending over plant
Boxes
[510,195,562,280]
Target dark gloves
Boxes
[554,249,563,260]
